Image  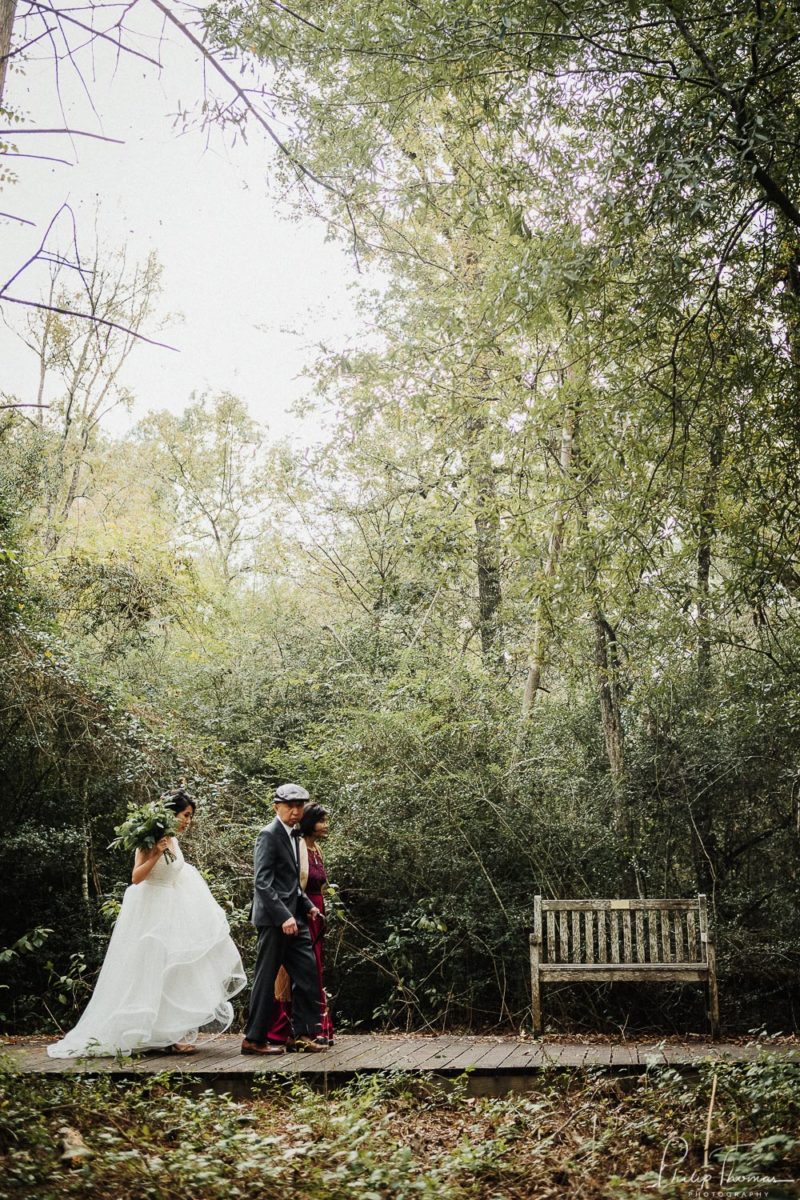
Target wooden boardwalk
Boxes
[5,1035,797,1095]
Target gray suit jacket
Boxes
[250,817,314,927]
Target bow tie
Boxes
[290,828,302,838]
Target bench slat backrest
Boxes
[538,897,708,965]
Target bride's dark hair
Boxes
[163,779,197,815]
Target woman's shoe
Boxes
[292,1037,328,1053]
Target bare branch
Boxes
[25,0,162,68]
[1,150,73,163]
[147,0,346,201]
[0,202,83,296]
[0,26,53,59]
[269,0,324,34]
[0,295,178,350]
[0,210,36,224]
[0,127,125,142]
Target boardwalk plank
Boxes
[443,1039,516,1072]
[360,1037,435,1069]
[482,1041,547,1071]
[391,1037,468,1071]
[383,1036,465,1075]
[536,1041,568,1067]
[181,1046,245,1073]
[450,1041,520,1070]
[493,1042,549,1070]
[639,1044,669,1067]
[260,1035,378,1075]
[465,1040,530,1071]
[309,1035,388,1070]
[5,1036,797,1082]
[608,1044,637,1067]
[549,1044,589,1068]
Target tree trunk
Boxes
[457,239,504,666]
[0,0,17,111]
[782,238,800,446]
[692,421,725,894]
[571,418,627,792]
[466,405,503,663]
[697,422,725,674]
[787,242,800,369]
[475,501,503,661]
[593,606,625,785]
[519,403,576,724]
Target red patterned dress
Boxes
[265,842,334,1045]
[305,844,334,1044]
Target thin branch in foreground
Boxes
[0,27,55,61]
[147,0,344,201]
[26,0,163,68]
[269,0,324,34]
[1,151,74,164]
[0,211,36,225]
[0,202,80,297]
[0,127,125,143]
[0,296,179,351]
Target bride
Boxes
[48,787,246,1058]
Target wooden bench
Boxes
[529,895,720,1039]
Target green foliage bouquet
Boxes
[109,801,178,863]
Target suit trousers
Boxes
[244,920,322,1042]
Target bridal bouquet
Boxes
[109,801,178,863]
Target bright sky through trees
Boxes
[0,2,365,439]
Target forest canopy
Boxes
[1,0,799,1036]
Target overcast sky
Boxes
[0,3,368,441]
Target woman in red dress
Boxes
[265,803,334,1047]
[300,803,334,1044]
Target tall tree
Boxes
[27,253,161,553]
[137,392,267,584]
[0,0,16,110]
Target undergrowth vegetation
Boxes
[1,1053,798,1199]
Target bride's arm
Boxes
[131,838,170,884]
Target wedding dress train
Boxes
[48,840,246,1057]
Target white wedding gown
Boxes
[48,839,246,1057]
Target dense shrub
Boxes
[1,1052,798,1198]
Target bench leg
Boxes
[531,968,542,1039]
[707,945,721,1041]
[531,900,543,1038]
[699,895,721,1041]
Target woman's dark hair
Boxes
[299,803,328,837]
[164,780,197,816]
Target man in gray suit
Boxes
[241,783,327,1055]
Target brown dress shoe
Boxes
[240,1039,286,1056]
[292,1036,328,1053]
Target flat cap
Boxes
[274,782,310,804]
